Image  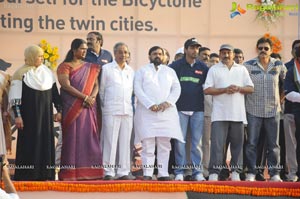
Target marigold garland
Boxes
[1,182,299,197]
[263,33,282,53]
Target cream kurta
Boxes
[134,63,184,143]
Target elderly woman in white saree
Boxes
[9,45,62,181]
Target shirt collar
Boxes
[253,57,277,67]
[220,61,239,68]
[112,60,130,70]
[149,63,163,70]
[88,48,103,57]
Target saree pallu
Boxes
[58,62,103,180]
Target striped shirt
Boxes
[244,57,287,118]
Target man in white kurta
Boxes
[134,46,184,181]
[100,42,135,180]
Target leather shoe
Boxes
[143,176,152,180]
[255,173,266,181]
[157,176,171,181]
[240,172,246,181]
[184,175,192,181]
[104,175,114,180]
[118,175,136,180]
[219,169,230,181]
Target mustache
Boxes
[259,52,267,55]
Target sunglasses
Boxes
[258,47,269,51]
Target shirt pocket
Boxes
[250,70,263,83]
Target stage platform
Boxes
[9,180,300,199]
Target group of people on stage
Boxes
[1,32,300,183]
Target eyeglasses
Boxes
[258,47,269,51]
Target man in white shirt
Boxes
[134,46,184,181]
[204,44,254,181]
[0,156,19,199]
[100,42,135,180]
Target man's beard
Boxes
[151,57,162,66]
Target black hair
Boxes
[270,53,282,60]
[63,38,86,62]
[209,53,219,59]
[233,48,243,54]
[148,46,164,56]
[88,31,103,41]
[292,40,300,49]
[256,37,273,48]
[295,46,300,58]
[199,47,210,53]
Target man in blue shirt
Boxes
[85,31,113,66]
[170,38,208,181]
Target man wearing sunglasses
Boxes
[244,37,287,182]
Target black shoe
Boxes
[104,175,114,180]
[255,173,266,181]
[118,175,136,180]
[280,173,288,181]
[143,176,152,180]
[184,175,192,181]
[219,169,230,181]
[157,176,171,181]
[240,172,246,181]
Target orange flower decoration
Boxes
[263,33,282,53]
[1,181,300,197]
